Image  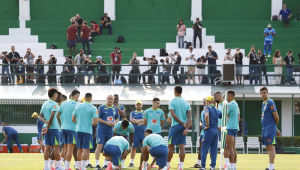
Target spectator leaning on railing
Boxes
[35,55,45,80]
[129,52,141,83]
[233,48,243,85]
[205,45,218,84]
[247,46,258,85]
[159,54,172,84]
[0,50,12,84]
[100,13,112,36]
[81,21,91,57]
[196,55,206,84]
[278,3,292,28]
[272,50,283,85]
[95,56,109,83]
[177,19,186,49]
[257,49,268,85]
[74,49,86,73]
[15,57,26,84]
[142,55,158,84]
[24,48,35,82]
[110,47,122,82]
[185,46,196,84]
[284,51,294,85]
[8,46,20,82]
[64,55,75,82]
[67,21,78,56]
[170,50,181,84]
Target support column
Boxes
[191,0,202,21]
[19,0,30,21]
[282,98,292,136]
[104,0,115,20]
[271,0,282,20]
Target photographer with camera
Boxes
[196,55,206,84]
[0,50,12,84]
[129,52,141,83]
[233,48,244,84]
[110,47,123,83]
[24,48,35,82]
[95,56,109,83]
[8,46,20,83]
[247,46,259,85]
[74,49,86,73]
[192,17,202,48]
[205,45,218,84]
[223,48,233,62]
[35,55,45,80]
[83,56,94,84]
[159,54,172,84]
[185,46,196,84]
[142,55,158,84]
[64,55,75,83]
[46,54,57,83]
[15,57,26,84]
[170,51,181,84]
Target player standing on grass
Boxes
[31,112,44,153]
[95,94,120,170]
[129,100,146,168]
[260,86,280,170]
[225,90,240,170]
[113,120,135,168]
[165,85,192,170]
[114,94,126,120]
[143,98,165,135]
[56,89,80,170]
[72,93,98,170]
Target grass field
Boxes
[0,153,299,170]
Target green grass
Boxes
[0,153,299,170]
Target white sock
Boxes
[143,161,148,169]
[54,160,58,168]
[49,159,54,168]
[44,160,49,169]
[178,157,180,164]
[112,164,116,169]
[166,162,170,168]
[104,161,109,166]
[75,161,79,167]
[230,163,234,169]
[269,163,274,170]
[95,160,99,166]
[131,159,134,164]
[40,150,43,153]
[121,159,125,165]
[233,163,236,168]
[179,162,184,169]
[225,158,230,166]
[81,160,86,170]
[86,160,90,165]
[65,161,70,169]
[197,159,201,165]
[61,157,65,162]
[79,161,82,169]
[57,160,62,169]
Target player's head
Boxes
[121,120,129,130]
[202,98,206,106]
[106,94,114,105]
[240,117,243,121]
[31,112,38,119]
[144,128,153,137]
[213,91,223,103]
[56,91,62,103]
[84,93,92,103]
[61,94,67,102]
[152,98,160,109]
[114,94,119,104]
[205,96,214,105]
[260,86,269,99]
[71,89,80,101]
[48,87,58,101]
[135,100,143,110]
[174,85,182,96]
[227,90,235,101]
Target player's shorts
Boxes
[262,127,277,146]
[37,132,43,140]
[199,135,204,143]
[97,131,113,145]
[226,129,238,138]
[76,132,93,149]
[59,131,63,146]
[116,134,129,142]
[44,129,60,146]
[62,129,76,145]
[168,124,186,145]
[132,133,145,148]
[150,145,168,168]
[103,144,121,166]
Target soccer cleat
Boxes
[265,168,275,170]
[74,165,80,170]
[121,164,126,168]
[193,164,200,168]
[51,167,56,170]
[210,168,215,170]
[152,164,157,169]
[106,162,113,170]
[200,168,205,170]
[267,55,271,58]
[128,163,134,167]
[101,165,107,170]
[94,165,101,170]
[86,164,94,168]
[65,169,72,170]
[222,164,229,170]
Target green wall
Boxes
[202,0,271,20]
[283,0,300,20]
[30,0,104,20]
[116,0,191,20]
[0,0,19,20]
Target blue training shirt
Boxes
[202,105,222,129]
[227,100,240,130]
[279,8,292,18]
[130,110,146,134]
[264,28,276,42]
[3,127,16,134]
[37,116,44,133]
[261,98,277,129]
[97,105,120,133]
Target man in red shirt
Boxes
[110,47,122,82]
[90,21,100,43]
[80,21,91,56]
[67,21,78,56]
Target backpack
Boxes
[121,76,127,84]
[117,36,124,43]
[50,44,57,49]
[160,49,167,56]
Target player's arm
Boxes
[149,157,156,168]
[160,119,165,127]
[186,110,192,130]
[113,132,117,136]
[122,149,129,160]
[167,116,172,125]
[170,109,184,126]
[129,133,134,148]
[143,118,148,126]
[118,107,126,118]
[1,122,9,126]
[0,131,7,144]
[139,146,148,169]
[238,113,240,122]
[272,111,279,126]
[39,113,48,124]
[204,110,210,130]
[56,111,62,126]
[137,119,144,125]
[130,114,139,124]
[72,115,76,124]
[114,117,119,126]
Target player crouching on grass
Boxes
[139,129,168,170]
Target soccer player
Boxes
[166,85,192,170]
[129,100,146,168]
[113,120,135,168]
[114,94,126,120]
[102,136,130,170]
[143,98,165,135]
[200,96,222,170]
[38,88,62,170]
[0,126,22,153]
[72,93,98,170]
[139,129,168,170]
[95,94,120,170]
[0,115,9,125]
[263,23,276,58]
[56,89,80,170]
[225,90,240,170]
[31,112,44,153]
[260,86,280,170]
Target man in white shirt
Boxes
[185,46,196,84]
[223,48,233,62]
[74,49,86,73]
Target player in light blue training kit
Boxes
[72,93,98,170]
[114,94,126,121]
[56,89,80,170]
[260,87,280,170]
[139,129,168,170]
[113,120,135,168]
[38,88,62,170]
[225,90,240,170]
[129,100,146,168]
[95,94,120,170]
[166,86,192,170]
[102,136,130,170]
[31,112,44,153]
[263,23,276,58]
[0,126,22,153]
[143,98,165,135]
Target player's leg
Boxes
[6,133,13,153]
[130,133,141,167]
[80,133,92,170]
[209,131,218,169]
[225,132,234,170]
[233,137,237,164]
[268,42,272,56]
[178,144,185,170]
[200,136,210,169]
[95,131,105,169]
[150,145,168,170]
[263,128,277,170]
[38,133,44,153]
[193,136,202,168]
[263,41,267,55]
[103,144,122,170]
[73,146,79,169]
[12,132,22,153]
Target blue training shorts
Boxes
[132,133,145,148]
[97,131,113,145]
[262,127,277,146]
[150,145,168,168]
[103,144,121,166]
[62,129,76,145]
[168,124,186,145]
[37,132,43,140]
[44,129,60,146]
[76,132,93,149]
[226,129,238,138]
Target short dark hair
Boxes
[114,94,119,97]
[196,17,199,20]
[214,91,222,96]
[152,55,156,58]
[85,93,92,98]
[145,128,153,134]
[227,90,235,97]
[260,86,268,92]
[90,20,96,24]
[83,21,87,25]
[48,88,58,98]
[71,89,80,97]
[152,98,160,102]
[258,49,262,51]
[62,95,67,100]
[121,120,129,128]
[174,85,182,94]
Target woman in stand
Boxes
[177,19,186,48]
[272,50,283,85]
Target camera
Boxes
[68,55,73,59]
[2,50,7,55]
[200,56,204,60]
[116,51,122,53]
[226,53,229,55]
[143,57,152,61]
[160,59,165,63]
[37,59,41,63]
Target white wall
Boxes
[281,98,293,136]
[104,0,115,20]
[271,0,283,20]
[19,0,31,21]
[191,0,202,21]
